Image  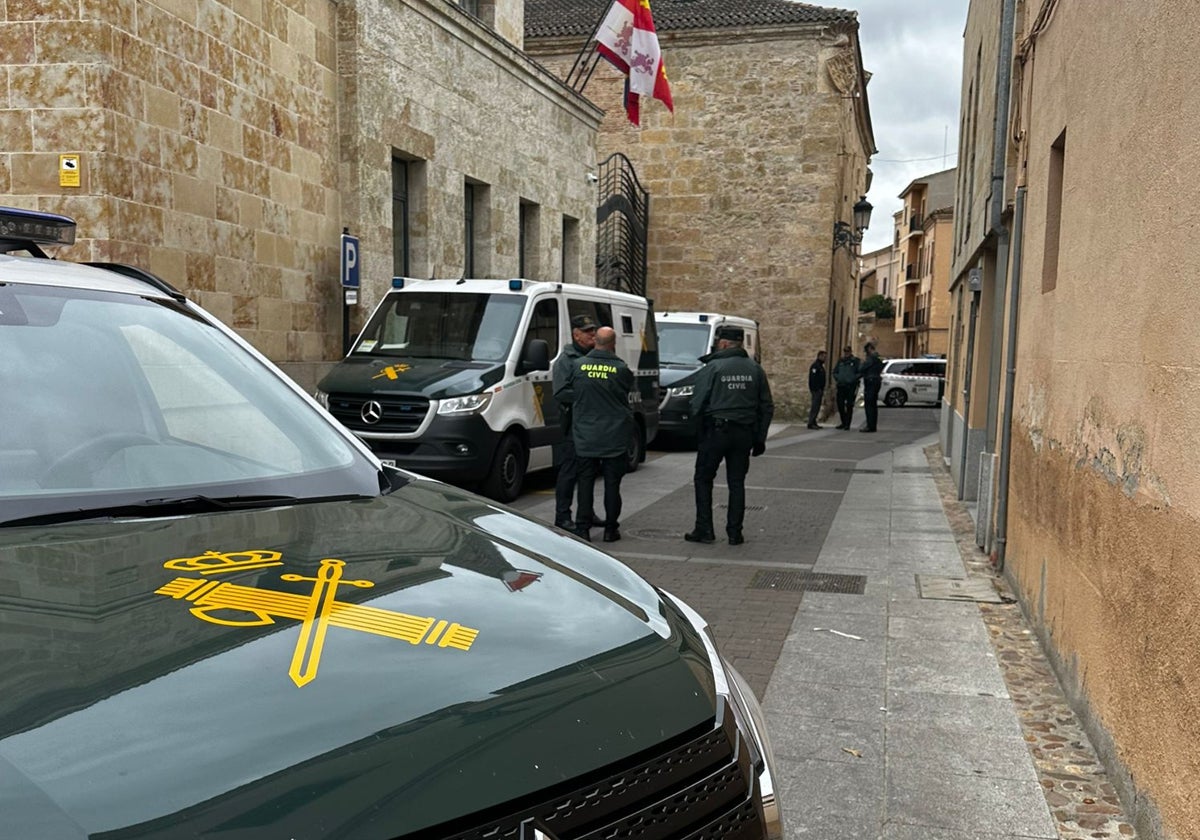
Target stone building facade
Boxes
[526,0,875,419]
[946,1,1200,837]
[0,0,600,389]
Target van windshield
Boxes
[354,292,525,362]
[657,323,712,365]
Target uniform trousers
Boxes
[554,438,595,526]
[807,389,824,426]
[693,420,754,537]
[577,454,626,529]
[862,378,881,431]
[835,384,858,428]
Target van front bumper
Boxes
[355,414,499,484]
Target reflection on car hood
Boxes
[317,355,506,400]
[0,481,716,838]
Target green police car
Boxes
[0,207,783,839]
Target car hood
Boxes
[659,364,701,388]
[317,354,506,400]
[0,481,717,839]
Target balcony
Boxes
[908,213,924,234]
[903,264,920,285]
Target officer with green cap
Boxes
[686,325,774,545]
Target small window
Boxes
[620,315,633,334]
[887,362,914,376]
[526,297,560,351]
[567,299,613,329]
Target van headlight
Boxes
[667,384,693,398]
[437,393,492,415]
[314,389,330,409]
[662,591,784,840]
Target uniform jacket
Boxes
[808,358,826,392]
[551,341,588,432]
[690,347,775,445]
[833,355,861,387]
[858,352,884,383]
[561,347,633,458]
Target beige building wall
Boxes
[920,209,952,356]
[1000,2,1200,837]
[529,19,874,419]
[0,0,599,390]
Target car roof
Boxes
[885,357,946,365]
[655,312,757,327]
[0,253,175,300]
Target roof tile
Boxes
[525,0,855,39]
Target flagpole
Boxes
[566,0,614,93]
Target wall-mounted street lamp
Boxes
[832,195,874,253]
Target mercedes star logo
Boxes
[361,400,383,424]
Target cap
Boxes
[715,325,744,342]
[571,314,598,331]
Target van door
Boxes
[525,296,562,451]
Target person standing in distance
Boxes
[551,314,598,530]
[831,345,861,430]
[806,350,827,430]
[686,325,774,546]
[565,326,633,543]
[858,341,884,433]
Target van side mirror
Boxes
[520,339,551,373]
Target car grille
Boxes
[326,392,430,434]
[439,705,764,840]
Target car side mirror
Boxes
[520,339,551,373]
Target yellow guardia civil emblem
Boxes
[155,550,479,688]
[373,363,412,380]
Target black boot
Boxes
[574,525,591,542]
[603,526,621,542]
[727,530,745,546]
[684,530,716,544]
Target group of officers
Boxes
[807,342,885,433]
[552,316,773,546]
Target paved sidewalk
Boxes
[762,435,1132,839]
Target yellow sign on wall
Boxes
[59,155,80,188]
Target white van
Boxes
[878,357,947,406]
[654,312,759,440]
[316,279,659,501]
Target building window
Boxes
[456,0,479,16]
[1042,129,1066,293]
[562,215,580,284]
[392,157,410,278]
[519,201,540,279]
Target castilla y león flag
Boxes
[595,0,673,125]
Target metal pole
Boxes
[995,186,1026,572]
[958,290,979,500]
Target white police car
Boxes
[879,357,947,406]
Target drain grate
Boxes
[916,575,1004,603]
[833,468,884,474]
[748,570,867,594]
[717,503,767,511]
[894,466,932,474]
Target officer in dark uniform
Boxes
[564,326,634,543]
[858,341,884,433]
[806,350,827,429]
[686,325,774,546]
[551,314,597,529]
[831,345,861,430]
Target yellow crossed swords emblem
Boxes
[372,363,412,380]
[156,550,478,687]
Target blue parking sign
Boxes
[341,233,360,288]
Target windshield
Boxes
[354,291,525,362]
[656,322,712,365]
[0,282,381,523]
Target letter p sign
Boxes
[341,232,360,289]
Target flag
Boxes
[595,0,673,125]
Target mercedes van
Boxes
[316,279,659,501]
[654,312,759,441]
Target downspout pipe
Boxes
[983,0,1018,453]
[995,185,1026,572]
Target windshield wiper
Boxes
[1,493,374,528]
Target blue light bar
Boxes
[0,206,77,246]
[392,277,405,289]
[508,279,523,291]
[699,314,709,322]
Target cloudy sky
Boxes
[847,0,968,253]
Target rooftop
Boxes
[525,0,856,39]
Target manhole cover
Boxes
[625,528,686,541]
[833,468,884,474]
[916,575,1003,603]
[749,570,867,594]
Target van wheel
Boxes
[482,434,527,502]
[884,388,908,407]
[625,423,644,473]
